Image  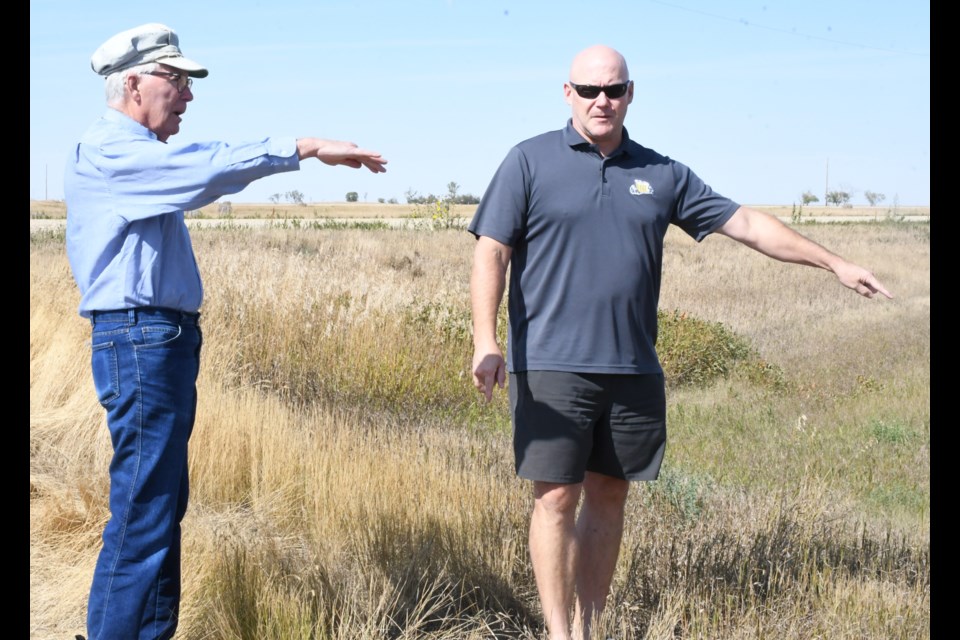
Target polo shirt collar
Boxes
[562,119,632,158]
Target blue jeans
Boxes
[86,307,202,640]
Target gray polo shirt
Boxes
[468,120,739,374]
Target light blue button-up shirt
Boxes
[65,108,300,317]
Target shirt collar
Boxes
[103,107,159,141]
[562,119,632,158]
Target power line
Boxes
[647,0,929,57]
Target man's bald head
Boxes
[569,45,629,85]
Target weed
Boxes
[869,419,917,445]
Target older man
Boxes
[66,23,386,640]
[468,44,892,640]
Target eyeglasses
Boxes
[141,70,193,94]
[568,81,631,100]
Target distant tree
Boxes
[800,190,820,205]
[346,191,359,202]
[388,197,399,204]
[285,190,305,205]
[269,193,281,204]
[377,197,385,203]
[826,190,851,207]
[864,191,886,206]
[403,183,479,205]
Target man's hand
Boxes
[297,138,388,173]
[833,261,894,299]
[472,350,506,403]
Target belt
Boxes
[89,306,201,326]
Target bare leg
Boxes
[529,481,583,640]
[573,472,629,639]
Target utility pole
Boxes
[45,164,48,200]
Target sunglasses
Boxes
[568,81,631,100]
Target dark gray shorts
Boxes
[509,371,666,484]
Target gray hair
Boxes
[104,61,161,105]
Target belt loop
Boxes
[128,308,137,325]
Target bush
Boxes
[656,309,756,388]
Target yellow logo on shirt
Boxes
[629,179,654,196]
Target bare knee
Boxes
[582,473,629,513]
[533,481,582,518]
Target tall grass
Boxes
[30,219,929,639]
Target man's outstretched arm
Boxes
[716,206,894,299]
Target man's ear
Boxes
[125,72,142,101]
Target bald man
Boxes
[468,45,891,640]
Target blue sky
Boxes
[30,0,929,206]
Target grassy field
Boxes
[30,215,929,638]
[29,199,466,220]
[28,199,930,221]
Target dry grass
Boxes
[30,216,929,639]
[29,199,929,221]
[29,199,478,221]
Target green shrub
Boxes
[657,309,756,388]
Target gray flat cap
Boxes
[91,23,209,78]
